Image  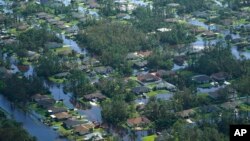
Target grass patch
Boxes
[54,101,65,108]
[233,18,249,26]
[29,103,47,117]
[54,46,72,53]
[142,135,157,141]
[129,76,138,81]
[146,83,157,89]
[147,90,169,97]
[198,83,213,88]
[48,76,65,83]
[239,103,250,112]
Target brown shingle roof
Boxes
[127,117,151,126]
[54,112,71,120]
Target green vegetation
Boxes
[2,0,250,140]
[142,135,157,141]
[0,111,36,141]
[147,90,169,97]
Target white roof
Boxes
[157,28,172,32]
[186,118,194,123]
[50,115,56,118]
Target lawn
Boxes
[54,46,72,54]
[129,76,138,81]
[147,90,169,97]
[198,83,213,88]
[29,103,47,117]
[48,76,65,83]
[142,135,157,141]
[146,83,157,89]
[239,103,250,112]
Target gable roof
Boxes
[127,117,151,126]
[53,112,71,120]
[177,109,195,118]
[32,93,50,100]
[156,70,175,77]
[74,122,95,134]
[137,73,160,82]
[94,66,113,74]
[63,119,87,128]
[83,92,107,101]
[48,107,67,114]
[211,72,228,81]
[192,75,210,83]
[131,86,150,95]
[133,60,148,68]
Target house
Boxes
[127,117,151,127]
[72,12,86,20]
[36,98,55,108]
[201,31,217,38]
[138,51,152,58]
[87,0,100,9]
[36,12,48,19]
[192,11,209,18]
[137,73,160,83]
[31,94,55,108]
[131,86,150,95]
[74,122,95,135]
[16,24,29,31]
[47,18,59,25]
[44,42,63,49]
[83,132,104,141]
[133,60,148,68]
[199,105,221,113]
[164,18,179,23]
[31,94,52,102]
[94,66,113,75]
[63,119,87,129]
[167,3,180,7]
[83,92,107,101]
[37,0,48,4]
[47,107,68,114]
[57,24,67,30]
[65,26,79,34]
[74,125,90,135]
[192,75,210,84]
[51,112,71,121]
[208,91,221,100]
[220,101,240,110]
[126,52,140,60]
[177,109,195,118]
[173,56,186,66]
[209,87,236,100]
[53,72,69,78]
[154,81,177,92]
[210,72,229,82]
[156,70,176,78]
[17,65,29,72]
[0,14,5,23]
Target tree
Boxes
[173,88,197,111]
[144,97,177,130]
[147,48,173,70]
[0,75,47,105]
[35,52,63,77]
[77,21,150,69]
[101,97,129,124]
[0,111,36,141]
[64,70,95,100]
[192,44,242,77]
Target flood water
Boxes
[188,18,250,59]
[0,95,66,141]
